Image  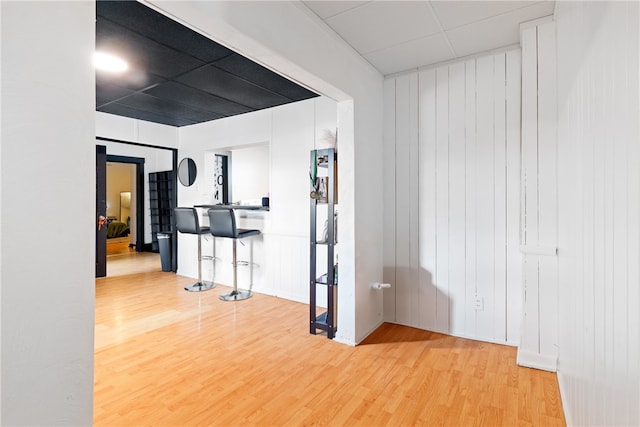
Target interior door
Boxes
[96,145,107,277]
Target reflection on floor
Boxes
[106,239,160,277]
[106,238,132,255]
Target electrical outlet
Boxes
[474,297,484,311]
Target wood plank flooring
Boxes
[105,245,160,277]
[95,267,566,426]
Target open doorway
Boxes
[95,140,178,278]
[96,148,152,277]
[106,162,135,255]
[104,155,149,277]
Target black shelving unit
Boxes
[149,170,175,252]
[310,148,337,339]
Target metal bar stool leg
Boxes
[219,238,252,301]
[184,234,215,292]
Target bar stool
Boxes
[174,207,215,292]
[208,207,260,301]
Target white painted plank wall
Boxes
[382,79,397,320]
[517,20,559,372]
[505,49,522,344]
[418,68,438,331]
[555,2,640,425]
[383,50,522,344]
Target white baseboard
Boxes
[449,331,519,348]
[516,349,558,372]
[384,321,519,348]
[333,335,357,346]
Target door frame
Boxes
[106,154,145,253]
[95,137,178,274]
[96,145,107,277]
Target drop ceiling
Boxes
[96,1,319,127]
[96,1,555,127]
[302,1,556,75]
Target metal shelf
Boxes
[309,148,338,339]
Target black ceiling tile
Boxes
[116,93,224,123]
[96,67,166,92]
[95,0,320,127]
[96,0,233,63]
[98,102,180,126]
[96,96,111,107]
[96,81,135,103]
[213,54,319,101]
[144,81,254,116]
[96,18,205,79]
[98,102,208,127]
[176,65,292,110]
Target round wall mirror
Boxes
[178,158,197,186]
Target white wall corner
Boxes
[519,15,554,39]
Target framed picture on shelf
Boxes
[315,176,328,203]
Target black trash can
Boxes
[157,232,172,272]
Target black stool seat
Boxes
[208,208,261,301]
[174,207,215,292]
[237,229,260,238]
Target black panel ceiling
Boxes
[96,1,319,127]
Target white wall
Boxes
[95,111,178,149]
[230,144,270,203]
[177,97,336,306]
[555,2,640,425]
[383,49,522,345]
[153,0,384,345]
[96,112,176,244]
[517,18,559,372]
[0,2,95,425]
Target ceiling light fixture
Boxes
[94,52,128,72]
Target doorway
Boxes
[106,162,135,255]
[95,147,146,277]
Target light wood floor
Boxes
[106,240,161,277]
[95,259,566,426]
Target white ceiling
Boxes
[302,1,555,75]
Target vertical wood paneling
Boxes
[263,235,309,303]
[448,61,466,337]
[418,68,437,331]
[536,22,559,359]
[555,1,640,425]
[518,20,560,371]
[609,5,630,423]
[464,59,478,337]
[492,53,507,342]
[435,66,450,333]
[408,75,420,326]
[385,48,521,345]
[623,2,640,422]
[382,79,396,321]
[520,24,541,359]
[395,75,413,326]
[475,55,495,340]
[505,49,522,344]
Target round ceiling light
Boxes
[94,52,128,72]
